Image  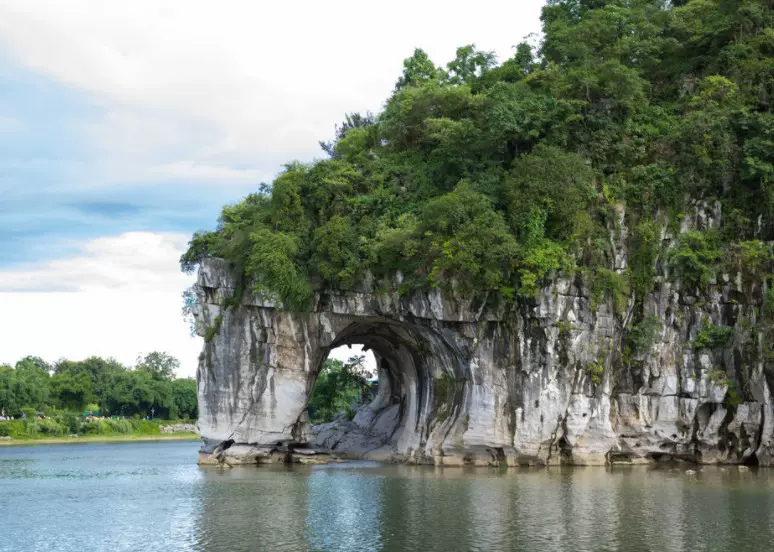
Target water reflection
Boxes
[5,443,774,552]
[187,462,774,552]
[466,470,511,550]
[305,464,384,552]
[194,465,310,552]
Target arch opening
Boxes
[305,318,471,463]
[306,344,378,425]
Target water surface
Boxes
[1,442,773,551]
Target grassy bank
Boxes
[0,417,198,446]
[0,432,199,446]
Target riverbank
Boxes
[0,433,199,446]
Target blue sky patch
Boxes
[0,55,261,270]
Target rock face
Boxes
[193,205,774,467]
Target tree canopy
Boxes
[0,353,196,419]
[307,356,373,423]
[182,0,774,312]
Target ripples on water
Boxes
[2,442,774,552]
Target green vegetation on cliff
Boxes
[182,0,774,313]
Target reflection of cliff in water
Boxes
[193,465,310,552]
[191,463,774,552]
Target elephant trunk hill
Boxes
[192,206,774,467]
[182,1,774,467]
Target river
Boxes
[1,441,774,551]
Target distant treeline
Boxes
[0,352,197,420]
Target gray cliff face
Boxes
[193,205,774,467]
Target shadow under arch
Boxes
[307,316,475,462]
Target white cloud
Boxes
[0,0,545,179]
[0,232,202,377]
[0,232,192,292]
[145,161,272,183]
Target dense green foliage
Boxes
[692,321,735,350]
[182,0,774,320]
[307,356,373,423]
[628,316,663,353]
[0,352,197,420]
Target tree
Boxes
[169,379,198,419]
[445,44,497,85]
[13,357,51,409]
[50,371,93,411]
[319,112,376,158]
[0,364,24,415]
[136,352,179,381]
[53,356,125,402]
[0,352,196,420]
[15,356,51,373]
[395,48,444,90]
[506,145,595,243]
[102,370,161,418]
[418,183,520,293]
[307,357,372,423]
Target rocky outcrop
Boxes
[159,423,197,434]
[192,204,774,467]
[197,439,339,467]
[309,404,402,461]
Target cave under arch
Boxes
[307,317,475,461]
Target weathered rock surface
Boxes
[193,204,774,467]
[160,423,197,434]
[197,439,340,467]
[309,404,401,460]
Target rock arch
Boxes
[194,259,514,466]
[311,317,474,462]
[193,256,774,467]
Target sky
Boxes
[0,0,544,377]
